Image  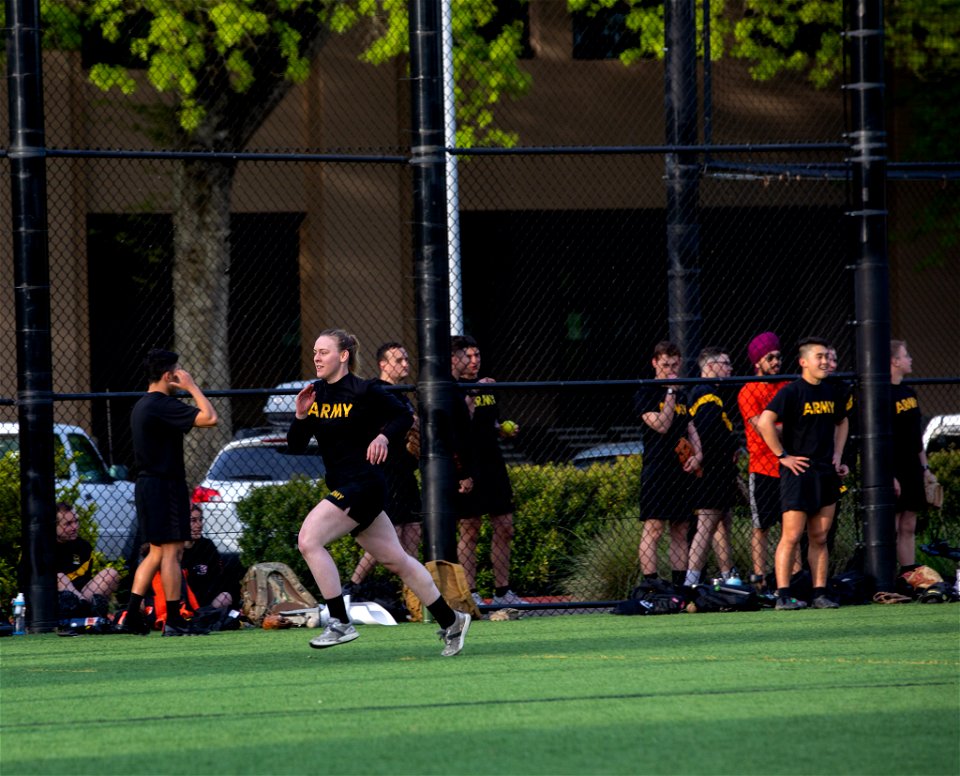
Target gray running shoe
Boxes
[309,618,359,649]
[811,595,840,609]
[775,597,808,610]
[492,589,526,606]
[438,610,471,657]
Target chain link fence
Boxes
[2,0,957,615]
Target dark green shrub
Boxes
[0,450,122,607]
[237,476,364,598]
[918,449,960,580]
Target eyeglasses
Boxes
[708,359,732,367]
[763,353,782,362]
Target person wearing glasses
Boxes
[737,332,789,592]
[684,348,740,588]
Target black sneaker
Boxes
[162,621,206,637]
[114,611,151,635]
[811,595,840,609]
[775,597,808,610]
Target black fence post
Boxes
[6,0,58,632]
[846,0,895,591]
[664,0,702,374]
[408,0,458,563]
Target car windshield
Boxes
[66,433,112,484]
[208,444,325,482]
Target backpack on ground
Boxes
[690,583,762,613]
[240,562,319,626]
[403,560,481,621]
[612,578,688,616]
[828,569,874,606]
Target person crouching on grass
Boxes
[288,328,470,656]
[757,337,849,610]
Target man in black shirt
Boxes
[890,339,939,574]
[182,505,233,609]
[347,342,422,590]
[636,341,701,587]
[758,337,849,610]
[684,348,738,587]
[55,502,121,618]
[118,349,218,635]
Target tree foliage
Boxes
[567,0,960,87]
[20,0,531,147]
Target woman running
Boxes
[288,328,470,656]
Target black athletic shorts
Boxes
[894,462,925,513]
[779,465,840,515]
[136,476,190,545]
[386,470,422,525]
[640,463,695,522]
[455,460,514,518]
[325,472,387,534]
[695,461,738,511]
[749,472,781,531]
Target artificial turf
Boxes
[1,605,958,775]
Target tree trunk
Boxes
[172,157,237,484]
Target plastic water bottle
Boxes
[12,593,26,635]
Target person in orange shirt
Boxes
[737,332,789,590]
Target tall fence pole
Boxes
[409,0,458,564]
[6,0,58,631]
[664,0,702,373]
[846,0,895,591]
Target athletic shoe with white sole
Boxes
[492,589,526,606]
[438,610,471,657]
[309,618,359,649]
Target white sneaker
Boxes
[471,591,484,607]
[438,610,471,657]
[309,618,359,649]
[492,589,526,606]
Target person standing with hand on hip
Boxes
[757,337,849,611]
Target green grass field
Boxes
[2,605,958,776]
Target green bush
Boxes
[919,449,960,580]
[459,457,642,596]
[237,476,364,598]
[0,451,123,608]
[234,456,645,599]
[231,449,960,602]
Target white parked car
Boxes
[262,381,304,427]
[0,422,137,560]
[571,440,643,469]
[192,433,326,554]
[923,414,960,454]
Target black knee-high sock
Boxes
[125,593,144,623]
[166,601,187,627]
[327,595,349,624]
[425,596,456,630]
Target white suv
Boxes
[192,433,326,554]
[924,414,960,454]
[0,423,137,560]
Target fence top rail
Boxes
[0,147,409,164]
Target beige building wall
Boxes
[1,2,955,423]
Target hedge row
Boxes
[1,449,956,608]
